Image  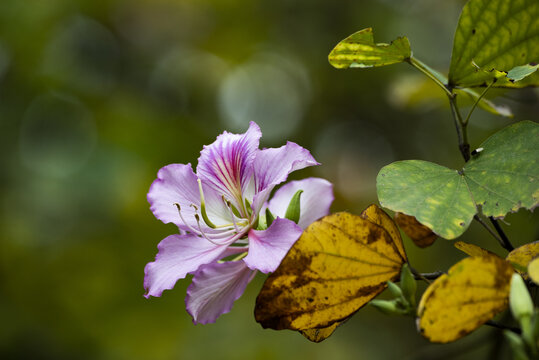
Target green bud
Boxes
[504,330,530,360]
[370,299,408,316]
[284,190,303,224]
[265,208,275,227]
[400,264,417,307]
[386,281,403,298]
[510,273,534,322]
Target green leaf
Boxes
[448,0,539,88]
[507,63,539,82]
[377,121,539,239]
[329,28,411,69]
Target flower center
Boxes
[172,179,255,247]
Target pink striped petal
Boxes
[196,122,261,212]
[144,234,228,298]
[251,142,319,214]
[244,218,302,273]
[186,260,256,324]
[268,178,334,229]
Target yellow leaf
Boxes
[527,257,539,285]
[361,205,407,259]
[299,320,345,343]
[255,208,406,338]
[417,255,513,343]
[454,241,499,258]
[506,241,539,277]
[394,212,437,248]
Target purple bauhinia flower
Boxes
[144,122,334,324]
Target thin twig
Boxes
[448,94,471,162]
[485,320,521,334]
[414,272,444,281]
[407,57,452,97]
[408,264,443,284]
[489,217,514,251]
[473,215,512,252]
[462,81,495,126]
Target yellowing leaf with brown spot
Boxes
[527,257,539,285]
[394,212,437,248]
[255,209,406,340]
[506,241,539,277]
[361,205,407,259]
[299,321,344,343]
[454,241,499,258]
[417,256,513,343]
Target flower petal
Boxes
[144,234,228,298]
[147,164,201,228]
[186,260,256,324]
[268,178,334,229]
[196,122,261,212]
[252,142,319,214]
[244,218,303,273]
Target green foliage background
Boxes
[0,0,537,359]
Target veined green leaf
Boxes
[377,121,539,239]
[329,28,411,69]
[448,0,539,88]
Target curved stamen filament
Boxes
[194,214,231,246]
[174,203,204,234]
[222,197,240,232]
[197,179,217,229]
[174,203,240,240]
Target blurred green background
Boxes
[1,0,537,359]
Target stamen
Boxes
[197,179,217,229]
[194,214,230,246]
[221,197,240,232]
[174,203,203,234]
[174,203,243,241]
[230,252,248,261]
[222,195,242,218]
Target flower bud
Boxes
[400,264,417,307]
[285,190,303,224]
[510,273,534,322]
[370,299,408,316]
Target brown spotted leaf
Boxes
[361,205,407,258]
[506,241,539,277]
[394,212,437,248]
[527,257,539,285]
[299,320,345,343]
[417,255,513,343]
[255,209,406,339]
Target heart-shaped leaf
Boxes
[377,121,539,239]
